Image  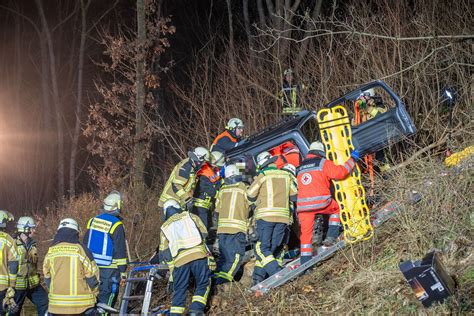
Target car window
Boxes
[300,116,320,145]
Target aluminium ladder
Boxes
[119,263,168,315]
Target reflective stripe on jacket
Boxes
[215,182,250,234]
[85,213,127,269]
[159,212,208,268]
[0,232,19,290]
[15,238,40,290]
[247,165,298,224]
[210,130,238,153]
[296,154,356,212]
[43,242,99,315]
[159,158,197,208]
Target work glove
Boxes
[2,287,17,313]
[207,255,217,271]
[350,149,360,161]
[120,272,127,287]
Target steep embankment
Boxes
[210,155,473,314]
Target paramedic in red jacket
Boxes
[296,141,359,264]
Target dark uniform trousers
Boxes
[215,233,246,285]
[253,219,286,283]
[172,258,210,315]
[98,268,120,307]
[11,285,48,316]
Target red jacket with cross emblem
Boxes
[296,153,356,212]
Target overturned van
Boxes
[226,80,417,173]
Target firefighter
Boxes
[12,217,48,316]
[247,152,298,285]
[214,164,250,285]
[296,141,359,264]
[353,89,389,173]
[0,210,19,315]
[210,118,244,154]
[83,191,127,310]
[159,147,211,210]
[158,199,211,316]
[192,150,223,229]
[279,68,305,115]
[43,218,100,315]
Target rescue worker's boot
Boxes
[322,224,340,247]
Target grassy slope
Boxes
[211,157,473,314]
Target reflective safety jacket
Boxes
[296,153,356,212]
[15,236,40,290]
[0,231,19,291]
[159,158,197,208]
[279,82,303,114]
[210,130,238,154]
[159,212,208,268]
[247,164,298,224]
[215,181,250,234]
[43,242,99,315]
[194,162,221,211]
[83,213,127,272]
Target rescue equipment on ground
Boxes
[399,251,455,308]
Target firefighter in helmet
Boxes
[0,210,19,315]
[43,218,100,315]
[210,118,244,154]
[83,191,127,310]
[12,216,48,316]
[159,147,211,211]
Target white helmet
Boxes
[224,164,239,178]
[211,151,225,168]
[17,216,36,233]
[0,210,14,228]
[103,190,122,212]
[309,141,325,153]
[163,199,180,215]
[190,147,210,163]
[57,218,79,232]
[256,151,272,166]
[284,68,293,76]
[226,118,244,130]
[282,163,296,176]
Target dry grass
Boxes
[34,186,163,264]
[210,152,473,314]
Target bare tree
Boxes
[69,0,90,197]
[35,0,65,199]
[134,0,146,185]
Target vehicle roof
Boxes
[226,110,314,158]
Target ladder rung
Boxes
[122,295,145,300]
[126,277,147,282]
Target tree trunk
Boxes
[242,0,254,65]
[296,0,323,67]
[14,7,22,129]
[134,0,146,186]
[35,0,65,199]
[257,0,266,27]
[226,0,235,64]
[69,0,89,197]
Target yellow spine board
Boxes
[317,105,373,243]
